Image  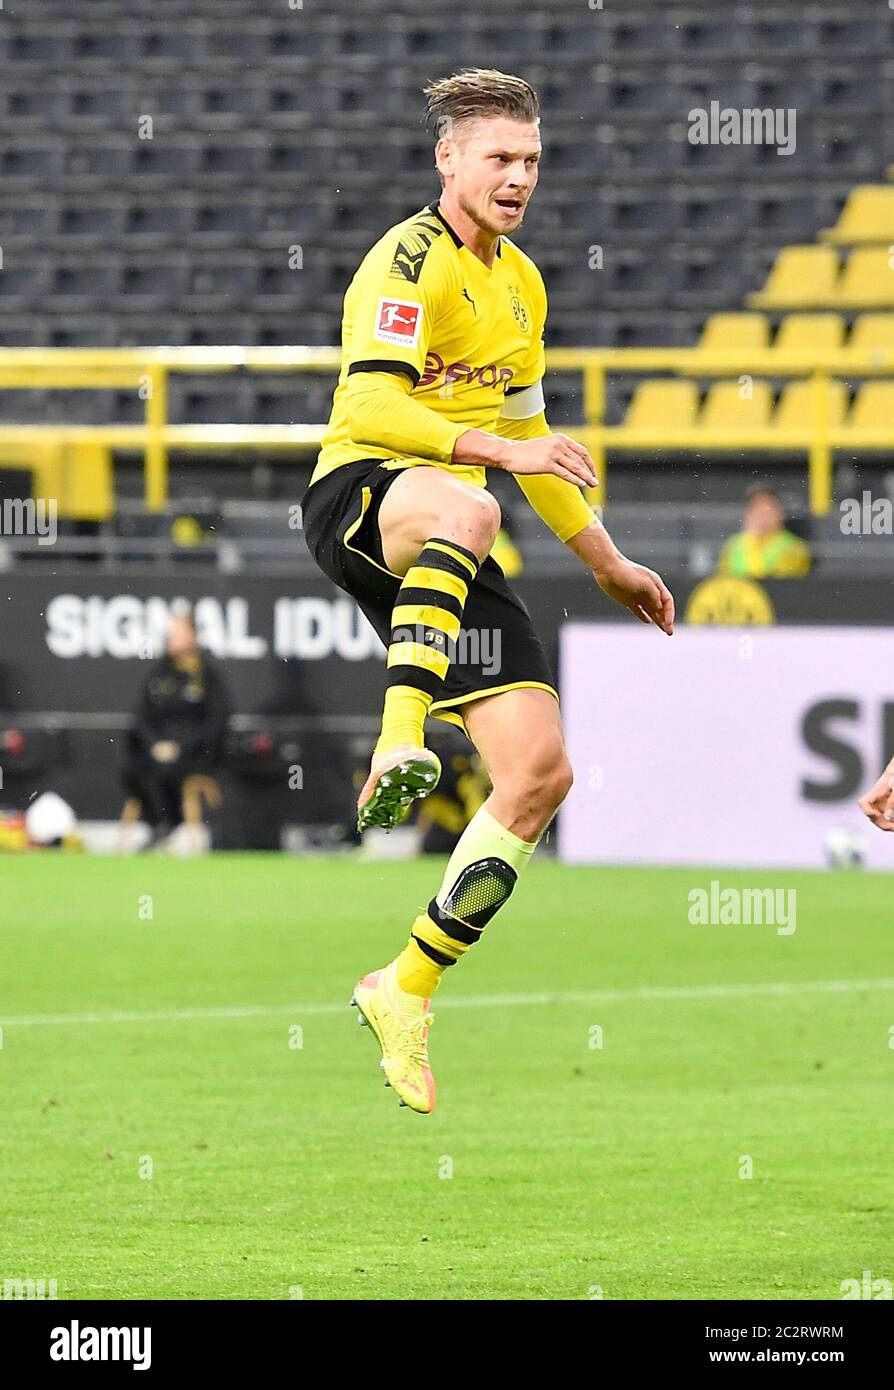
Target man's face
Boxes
[436,115,541,237]
[167,617,197,658]
[745,493,784,537]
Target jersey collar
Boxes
[427,200,502,258]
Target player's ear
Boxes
[434,136,453,179]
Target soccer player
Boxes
[301,69,674,1113]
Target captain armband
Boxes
[499,380,546,422]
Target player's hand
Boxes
[858,759,894,831]
[151,740,180,763]
[501,434,598,489]
[593,556,675,635]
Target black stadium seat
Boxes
[0,0,889,353]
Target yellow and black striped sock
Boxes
[396,806,540,996]
[374,536,480,756]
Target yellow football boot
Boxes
[356,745,441,833]
[350,961,436,1113]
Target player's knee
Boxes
[507,746,573,818]
[543,753,574,809]
[451,488,501,556]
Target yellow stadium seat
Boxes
[832,248,894,308]
[747,246,839,308]
[770,379,849,432]
[845,381,894,431]
[623,380,700,430]
[821,186,894,244]
[62,441,114,521]
[774,313,845,354]
[697,313,769,352]
[699,380,774,430]
[847,313,894,355]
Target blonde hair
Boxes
[423,68,539,141]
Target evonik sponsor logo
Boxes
[419,352,514,391]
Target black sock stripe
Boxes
[427,897,483,945]
[391,586,464,622]
[385,664,444,697]
[414,548,478,586]
[412,934,456,968]
[389,622,451,651]
[427,536,481,571]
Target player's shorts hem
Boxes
[430,680,560,730]
[303,459,558,717]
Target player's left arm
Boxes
[499,270,674,635]
[858,754,894,830]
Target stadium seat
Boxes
[821,185,894,244]
[831,248,894,307]
[60,197,128,242]
[844,381,894,430]
[770,379,849,432]
[747,246,840,308]
[0,0,890,358]
[698,380,774,430]
[774,314,846,354]
[847,313,894,354]
[623,381,700,431]
[698,314,769,352]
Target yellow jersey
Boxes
[313,199,547,488]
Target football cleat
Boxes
[350,961,436,1114]
[356,744,441,833]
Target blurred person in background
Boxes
[718,485,812,579]
[121,612,230,846]
[415,725,490,853]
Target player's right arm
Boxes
[341,234,596,487]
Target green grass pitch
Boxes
[1,853,892,1300]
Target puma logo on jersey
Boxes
[462,288,477,314]
[389,218,444,284]
[392,248,427,281]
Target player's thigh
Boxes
[377,465,501,574]
[462,686,573,796]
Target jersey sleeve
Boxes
[344,227,458,388]
[498,261,596,543]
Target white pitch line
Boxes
[2,978,893,1029]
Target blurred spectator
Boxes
[490,527,524,577]
[415,725,490,853]
[718,486,812,579]
[121,614,230,844]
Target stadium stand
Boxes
[0,0,890,562]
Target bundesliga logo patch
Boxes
[375,297,422,347]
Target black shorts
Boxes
[301,458,558,732]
